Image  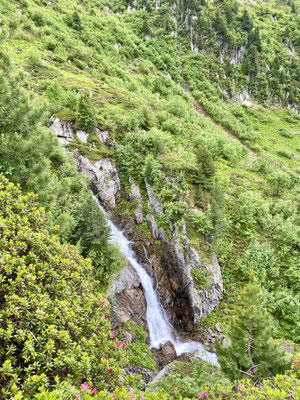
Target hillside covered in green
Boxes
[0,0,300,399]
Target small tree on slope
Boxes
[216,273,290,382]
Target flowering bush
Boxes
[0,175,127,398]
[152,354,300,400]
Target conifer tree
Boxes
[216,274,290,382]
[0,35,59,210]
[75,92,96,130]
[193,146,215,190]
[210,179,225,241]
[241,9,253,32]
[0,36,95,238]
[72,11,82,31]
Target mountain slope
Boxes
[0,0,299,368]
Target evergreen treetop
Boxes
[216,273,291,382]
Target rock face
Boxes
[76,130,89,143]
[158,223,223,329]
[130,177,143,225]
[141,182,223,330]
[108,263,147,329]
[146,214,158,239]
[49,116,74,146]
[73,150,120,210]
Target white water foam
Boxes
[95,197,218,366]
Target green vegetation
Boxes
[121,321,156,370]
[150,355,300,400]
[0,0,299,398]
[216,274,290,382]
[0,175,126,398]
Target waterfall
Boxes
[94,196,218,366]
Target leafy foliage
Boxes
[0,175,127,399]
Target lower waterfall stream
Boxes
[95,197,218,366]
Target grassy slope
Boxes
[0,0,299,341]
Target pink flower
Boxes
[92,388,97,394]
[101,356,106,360]
[81,382,89,391]
[109,368,113,372]
[116,342,122,348]
[237,385,244,391]
[201,391,208,398]
[140,394,145,400]
[111,394,116,398]
[101,300,105,306]
[75,396,81,400]
[197,394,202,399]
[110,331,115,338]
[129,389,136,400]
[123,343,127,348]
[105,314,109,318]
[0,258,4,262]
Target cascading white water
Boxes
[95,197,218,366]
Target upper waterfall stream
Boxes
[95,197,218,366]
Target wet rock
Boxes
[161,341,177,358]
[146,214,158,239]
[108,263,147,329]
[157,223,223,330]
[152,341,177,369]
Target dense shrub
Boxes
[0,175,127,399]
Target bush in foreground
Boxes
[0,175,127,399]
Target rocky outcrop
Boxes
[233,90,253,106]
[49,116,74,146]
[76,130,89,143]
[50,118,120,209]
[129,177,141,201]
[154,221,223,330]
[73,150,120,209]
[108,263,147,329]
